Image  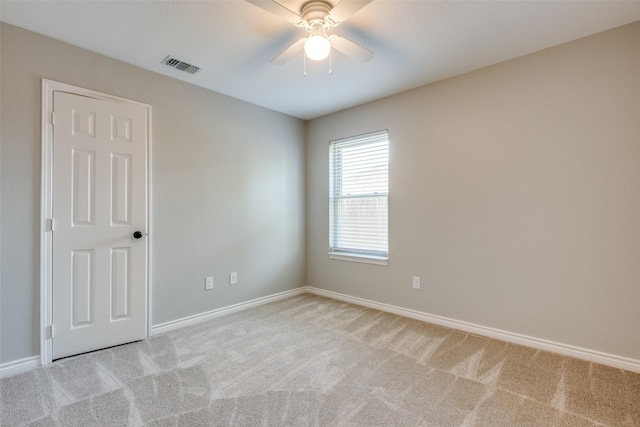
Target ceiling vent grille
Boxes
[161,56,202,75]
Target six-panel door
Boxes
[52,91,147,360]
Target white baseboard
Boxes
[4,286,637,376]
[150,287,307,335]
[0,356,40,378]
[306,287,640,374]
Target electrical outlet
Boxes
[205,276,214,290]
[412,276,421,290]
[229,272,238,285]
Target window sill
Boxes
[328,252,389,266]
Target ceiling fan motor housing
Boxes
[301,1,333,29]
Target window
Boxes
[329,130,389,264]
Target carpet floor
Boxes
[1,293,638,426]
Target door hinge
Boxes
[48,324,54,339]
[45,218,54,232]
[51,111,56,126]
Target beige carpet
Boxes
[1,294,638,426]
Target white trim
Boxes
[330,129,389,146]
[328,252,389,266]
[146,106,154,339]
[40,79,152,365]
[1,287,305,376]
[306,287,640,374]
[0,356,40,379]
[10,285,640,376]
[40,80,55,367]
[151,287,307,335]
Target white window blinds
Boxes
[329,130,389,258]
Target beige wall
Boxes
[0,23,306,364]
[306,22,640,360]
[2,19,639,367]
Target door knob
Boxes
[133,231,143,239]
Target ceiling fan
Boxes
[247,0,374,65]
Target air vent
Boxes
[161,56,202,75]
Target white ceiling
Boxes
[2,1,640,120]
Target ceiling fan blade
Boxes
[271,38,307,65]
[327,0,373,24]
[330,35,374,63]
[246,0,304,25]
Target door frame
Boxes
[40,79,152,365]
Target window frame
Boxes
[328,130,389,265]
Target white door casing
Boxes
[41,80,151,363]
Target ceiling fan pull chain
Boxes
[328,49,333,74]
[303,53,307,77]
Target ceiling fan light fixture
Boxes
[304,34,331,61]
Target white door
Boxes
[52,91,148,360]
